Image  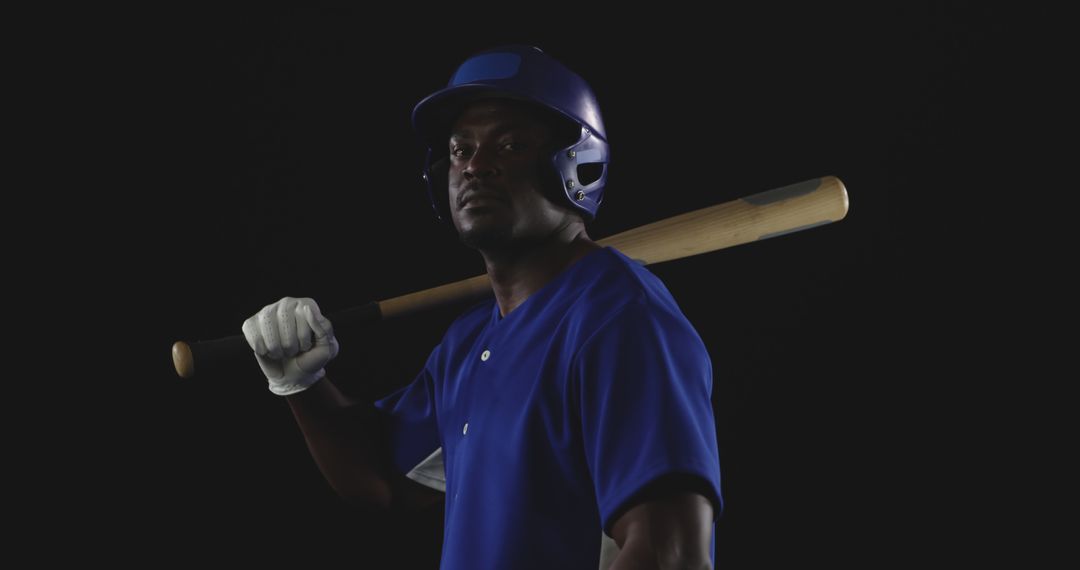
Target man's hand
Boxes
[241,296,339,396]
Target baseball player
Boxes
[242,45,722,569]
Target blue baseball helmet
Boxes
[412,45,610,222]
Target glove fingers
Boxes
[295,306,313,353]
[277,298,299,358]
[303,303,333,341]
[295,304,338,373]
[242,316,268,356]
[259,303,282,360]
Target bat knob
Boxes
[172,341,194,378]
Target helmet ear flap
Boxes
[424,153,452,223]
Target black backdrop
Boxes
[59,5,1041,567]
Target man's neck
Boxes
[481,225,602,318]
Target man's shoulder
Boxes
[556,247,695,341]
[571,247,679,312]
[565,248,711,367]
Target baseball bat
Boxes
[172,175,849,379]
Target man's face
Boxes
[446,99,574,252]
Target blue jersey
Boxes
[374,246,722,569]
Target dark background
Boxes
[50,4,1042,567]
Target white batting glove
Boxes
[241,297,340,396]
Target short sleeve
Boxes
[373,345,443,485]
[573,296,723,534]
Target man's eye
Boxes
[451,146,471,157]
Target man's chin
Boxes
[457,222,513,251]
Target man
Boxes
[242,45,722,569]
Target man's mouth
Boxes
[459,189,507,209]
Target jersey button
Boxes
[463,422,469,435]
[480,349,491,361]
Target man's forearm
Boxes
[285,377,393,508]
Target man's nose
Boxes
[463,147,500,180]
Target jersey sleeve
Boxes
[373,345,445,490]
[572,295,723,534]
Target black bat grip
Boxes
[172,301,383,379]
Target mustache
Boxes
[457,184,509,208]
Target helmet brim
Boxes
[412,85,571,147]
